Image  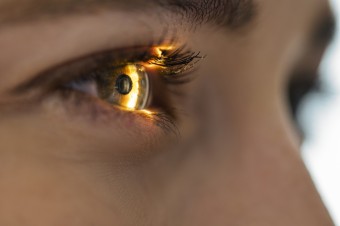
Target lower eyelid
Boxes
[47,88,179,136]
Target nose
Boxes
[158,68,335,225]
[163,115,335,225]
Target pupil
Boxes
[115,74,133,95]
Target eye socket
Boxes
[68,64,150,111]
[11,44,203,127]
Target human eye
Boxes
[65,62,150,111]
[9,43,203,132]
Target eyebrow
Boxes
[0,0,256,29]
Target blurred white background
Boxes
[302,0,340,225]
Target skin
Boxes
[0,0,335,225]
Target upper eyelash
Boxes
[77,45,204,85]
[149,46,203,69]
[147,46,205,84]
[12,44,204,95]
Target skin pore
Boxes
[0,0,336,225]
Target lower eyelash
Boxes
[57,87,180,136]
[147,112,180,138]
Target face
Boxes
[0,0,335,225]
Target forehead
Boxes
[261,0,331,25]
[0,0,256,29]
[0,0,330,20]
[0,0,333,37]
[252,0,333,46]
[0,0,333,54]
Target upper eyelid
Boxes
[0,13,170,94]
[11,46,157,95]
[11,44,204,96]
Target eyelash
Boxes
[72,45,203,84]
[147,46,204,84]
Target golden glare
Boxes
[114,64,149,110]
[154,48,163,58]
[140,109,153,115]
[146,46,175,69]
[153,46,174,57]
[121,65,140,110]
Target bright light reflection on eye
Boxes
[140,109,154,115]
[98,46,176,112]
[119,64,150,111]
[145,46,175,69]
[99,64,150,111]
[123,65,140,109]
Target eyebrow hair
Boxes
[0,0,256,29]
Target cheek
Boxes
[0,157,128,225]
[138,133,328,225]
[150,32,330,224]
[0,117,152,225]
[0,100,167,163]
